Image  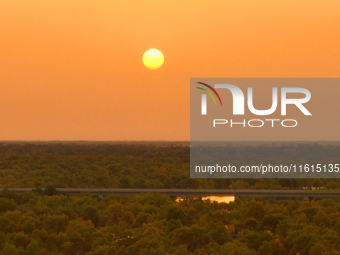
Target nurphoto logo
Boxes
[190,78,339,179]
[196,81,312,128]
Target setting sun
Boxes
[142,49,164,69]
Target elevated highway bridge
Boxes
[1,188,340,200]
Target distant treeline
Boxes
[0,142,339,189]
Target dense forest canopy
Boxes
[0,142,339,189]
[0,189,340,254]
[0,142,339,254]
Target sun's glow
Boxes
[142,49,164,69]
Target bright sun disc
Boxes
[142,49,164,69]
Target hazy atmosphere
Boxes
[0,0,339,140]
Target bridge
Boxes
[1,188,340,200]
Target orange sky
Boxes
[0,0,339,140]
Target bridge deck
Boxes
[1,188,340,198]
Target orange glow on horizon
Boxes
[0,0,339,140]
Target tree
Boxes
[43,214,69,233]
[262,214,284,235]
[44,185,57,196]
[172,225,211,252]
[0,198,15,213]
[241,230,272,251]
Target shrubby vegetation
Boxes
[0,142,339,189]
[0,189,340,254]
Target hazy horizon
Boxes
[1,0,339,140]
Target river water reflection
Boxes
[177,196,235,203]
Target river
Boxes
[177,196,235,203]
